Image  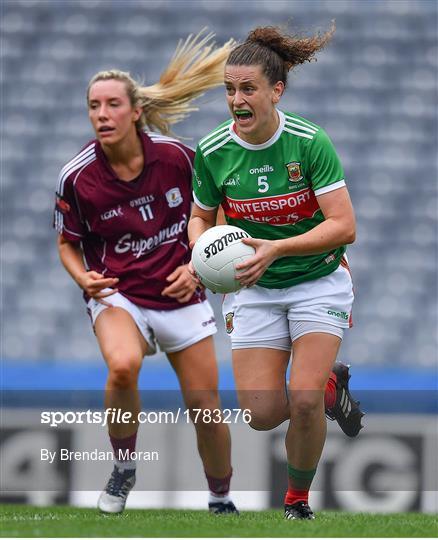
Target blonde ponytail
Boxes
[139,30,235,134]
[88,30,235,136]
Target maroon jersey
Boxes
[54,131,205,310]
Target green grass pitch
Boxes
[0,505,436,537]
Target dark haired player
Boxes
[189,24,364,520]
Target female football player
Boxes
[189,24,364,520]
[54,31,238,515]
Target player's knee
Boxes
[290,391,322,425]
[107,354,140,389]
[185,390,220,412]
[237,393,288,430]
[248,408,285,431]
[248,417,272,431]
[108,365,137,389]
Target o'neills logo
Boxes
[204,231,249,259]
[327,310,349,321]
[222,188,320,226]
[115,215,187,258]
[249,165,274,174]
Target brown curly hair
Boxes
[227,23,335,88]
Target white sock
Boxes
[115,459,136,472]
[209,492,231,504]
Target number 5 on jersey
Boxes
[257,175,269,193]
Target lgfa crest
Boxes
[165,187,183,207]
[286,161,303,182]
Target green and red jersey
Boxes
[193,110,347,288]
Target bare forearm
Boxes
[188,216,208,244]
[57,235,119,298]
[58,238,86,284]
[275,218,356,258]
[188,206,217,245]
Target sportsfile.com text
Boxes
[40,408,252,428]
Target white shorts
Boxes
[87,292,217,355]
[222,263,354,350]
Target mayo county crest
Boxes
[286,162,303,182]
[225,312,234,334]
[165,187,183,207]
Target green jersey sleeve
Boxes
[309,128,345,196]
[192,147,223,209]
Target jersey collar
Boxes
[229,109,285,151]
[141,131,160,167]
[95,131,159,182]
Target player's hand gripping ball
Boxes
[192,225,255,293]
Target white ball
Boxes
[192,225,255,293]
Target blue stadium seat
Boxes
[1,0,436,367]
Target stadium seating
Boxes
[2,0,436,368]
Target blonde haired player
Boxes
[54,31,238,514]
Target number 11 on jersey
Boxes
[139,204,154,221]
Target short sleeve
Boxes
[53,176,86,242]
[173,141,195,181]
[309,129,346,196]
[192,147,223,210]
